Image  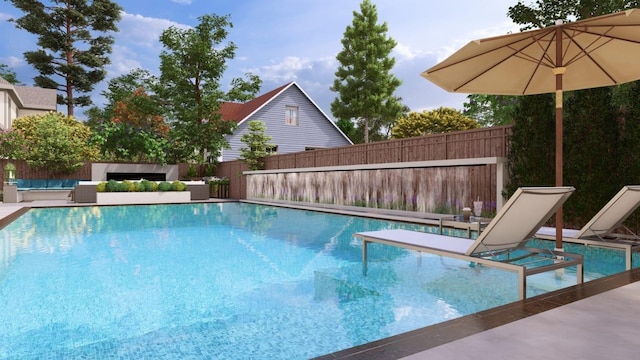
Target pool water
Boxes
[0,203,632,359]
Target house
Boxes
[219,81,352,161]
[0,76,57,130]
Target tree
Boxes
[90,88,170,164]
[463,94,518,126]
[158,13,261,163]
[7,0,122,116]
[239,120,274,170]
[330,0,403,143]
[335,118,358,143]
[85,68,158,126]
[0,64,22,85]
[0,128,28,159]
[11,112,98,174]
[507,0,639,30]
[391,107,479,139]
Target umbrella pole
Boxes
[554,29,566,251]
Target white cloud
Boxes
[118,12,190,48]
[0,12,11,21]
[248,56,312,82]
[170,0,192,4]
[0,55,23,67]
[107,45,144,77]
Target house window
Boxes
[285,106,298,126]
[267,145,278,154]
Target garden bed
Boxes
[96,191,191,205]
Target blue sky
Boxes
[0,0,520,119]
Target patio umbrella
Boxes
[421,8,640,249]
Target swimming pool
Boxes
[0,202,629,359]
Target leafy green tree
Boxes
[0,64,22,85]
[0,128,28,159]
[463,94,518,126]
[391,107,479,139]
[7,0,122,116]
[239,120,274,170]
[158,13,261,163]
[12,112,98,174]
[90,88,170,164]
[507,0,639,29]
[335,118,358,143]
[330,0,403,143]
[85,68,158,126]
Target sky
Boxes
[0,0,522,120]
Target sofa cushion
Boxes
[16,179,30,190]
[47,179,64,189]
[62,179,79,188]
[29,179,48,189]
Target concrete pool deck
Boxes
[1,200,639,359]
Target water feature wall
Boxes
[246,158,506,215]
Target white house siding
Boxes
[223,86,351,161]
[0,91,17,130]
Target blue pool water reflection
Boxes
[0,203,632,359]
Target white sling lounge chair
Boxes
[536,185,640,270]
[354,187,584,300]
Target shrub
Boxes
[158,181,172,191]
[123,180,134,192]
[95,180,187,192]
[116,182,129,192]
[171,180,186,191]
[140,179,154,192]
[96,182,106,192]
[105,179,119,192]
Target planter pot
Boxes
[96,191,191,205]
[473,201,483,217]
[209,183,229,198]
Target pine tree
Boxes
[330,0,403,143]
[239,120,274,171]
[7,0,122,116]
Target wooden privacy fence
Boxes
[216,125,512,204]
[0,125,511,206]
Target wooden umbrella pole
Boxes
[554,25,566,251]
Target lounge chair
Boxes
[536,185,640,270]
[354,187,584,300]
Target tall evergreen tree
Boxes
[330,0,403,143]
[158,13,261,163]
[7,0,122,116]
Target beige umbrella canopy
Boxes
[422,8,640,249]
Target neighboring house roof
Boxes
[0,76,57,111]
[220,82,290,123]
[219,81,352,144]
[14,85,57,110]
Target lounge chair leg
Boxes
[362,240,368,276]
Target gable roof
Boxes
[14,85,57,110]
[0,76,57,111]
[220,82,291,123]
[219,81,352,144]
